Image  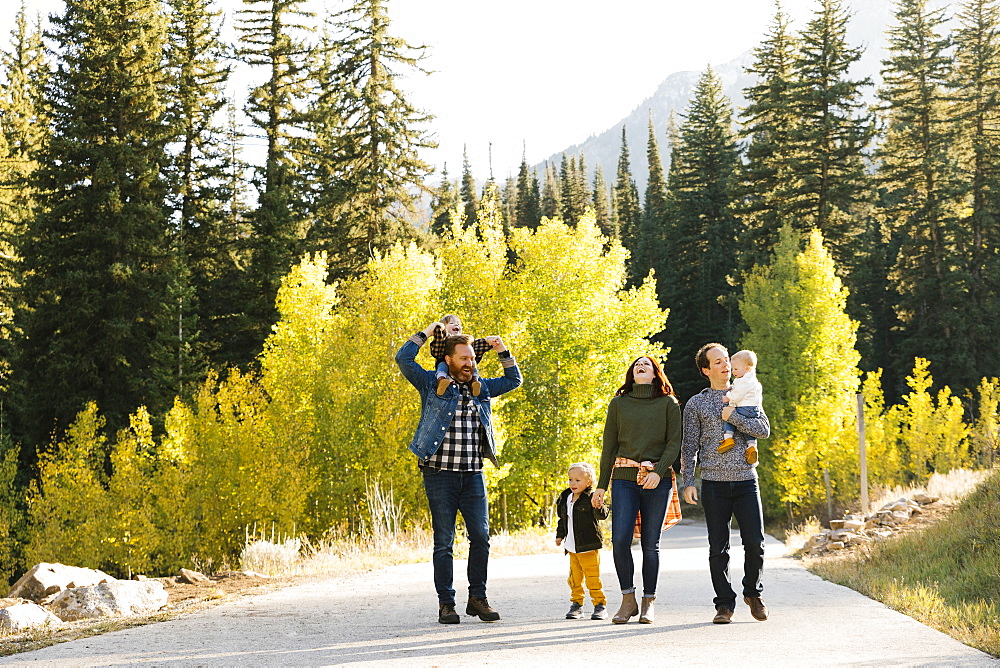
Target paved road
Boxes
[3,522,996,666]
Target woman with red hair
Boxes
[591,356,681,625]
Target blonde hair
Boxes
[568,462,596,486]
[732,349,757,368]
[440,314,460,325]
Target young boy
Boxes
[718,349,764,465]
[555,462,609,621]
[431,315,495,397]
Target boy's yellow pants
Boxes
[568,549,606,605]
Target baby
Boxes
[430,314,495,397]
[719,349,763,465]
[555,462,608,620]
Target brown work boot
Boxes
[639,595,655,623]
[611,592,638,624]
[438,602,459,624]
[746,444,758,465]
[744,596,768,621]
[466,595,500,621]
[712,606,733,624]
[436,376,452,396]
[718,436,735,453]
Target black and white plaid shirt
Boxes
[421,382,483,471]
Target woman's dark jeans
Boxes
[610,477,671,596]
[701,478,765,610]
[421,468,490,604]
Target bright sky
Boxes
[2,0,821,180]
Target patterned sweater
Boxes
[680,387,770,489]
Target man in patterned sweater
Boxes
[681,343,771,625]
[396,321,522,625]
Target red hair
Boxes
[615,356,675,397]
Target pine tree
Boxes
[0,4,49,386]
[877,0,971,393]
[460,147,479,227]
[14,0,177,453]
[429,163,459,237]
[659,66,741,400]
[636,113,668,284]
[612,126,642,275]
[514,152,540,229]
[953,0,1000,389]
[237,0,314,359]
[540,161,561,219]
[737,5,802,274]
[786,0,874,273]
[164,0,234,381]
[591,165,612,237]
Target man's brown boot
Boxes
[744,596,768,621]
[712,606,733,624]
[639,595,655,623]
[611,592,638,624]
[466,596,500,621]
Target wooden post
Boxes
[823,468,832,520]
[857,392,868,516]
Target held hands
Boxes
[555,537,562,546]
[721,406,735,421]
[424,321,444,337]
[641,471,661,489]
[591,489,606,508]
[683,485,699,505]
[722,396,730,405]
[486,335,507,352]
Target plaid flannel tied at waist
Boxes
[612,458,682,537]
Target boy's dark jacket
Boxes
[555,487,608,553]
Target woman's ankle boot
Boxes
[639,595,656,623]
[611,592,638,624]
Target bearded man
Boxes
[395,322,522,624]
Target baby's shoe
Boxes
[471,379,482,397]
[718,436,736,453]
[436,377,452,396]
[566,602,584,619]
[591,603,607,620]
[746,444,758,465]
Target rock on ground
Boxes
[47,580,168,622]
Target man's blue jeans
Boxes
[610,477,671,596]
[421,468,490,604]
[701,478,765,610]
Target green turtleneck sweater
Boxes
[597,383,682,490]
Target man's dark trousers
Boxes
[701,478,765,609]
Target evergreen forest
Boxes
[0,0,997,581]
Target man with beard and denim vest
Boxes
[681,343,771,625]
[396,322,522,624]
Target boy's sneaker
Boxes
[566,602,584,619]
[718,436,736,453]
[746,444,759,465]
[466,596,501,621]
[436,377,452,396]
[471,380,482,397]
[591,603,607,620]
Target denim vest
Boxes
[395,338,523,466]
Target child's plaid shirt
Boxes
[430,326,493,364]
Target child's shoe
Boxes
[566,602,584,619]
[436,377,452,396]
[746,444,758,465]
[591,603,607,620]
[471,379,482,397]
[718,436,736,453]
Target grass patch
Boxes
[808,468,1000,657]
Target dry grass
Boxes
[807,468,1000,658]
